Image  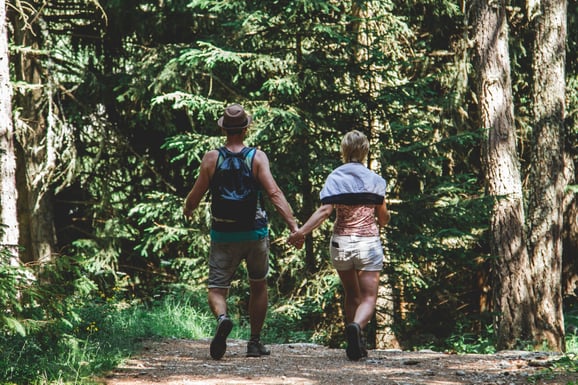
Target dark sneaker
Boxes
[345,322,364,360]
[210,316,233,360]
[247,340,271,357]
[360,334,368,358]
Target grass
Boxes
[0,292,216,385]
[0,289,314,385]
[3,293,578,384]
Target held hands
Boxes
[287,229,306,249]
[183,206,193,219]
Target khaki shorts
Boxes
[208,237,270,289]
[329,234,384,271]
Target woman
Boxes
[288,130,390,360]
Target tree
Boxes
[473,0,572,351]
[8,1,101,266]
[0,0,19,266]
[471,0,533,349]
[9,2,56,266]
[526,0,570,351]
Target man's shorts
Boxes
[208,237,270,289]
[329,234,384,272]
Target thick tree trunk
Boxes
[9,6,56,265]
[526,0,568,352]
[472,0,533,349]
[0,0,19,265]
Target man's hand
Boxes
[287,230,305,249]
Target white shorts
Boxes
[329,234,384,271]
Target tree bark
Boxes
[9,4,57,265]
[0,0,20,265]
[526,0,569,352]
[472,0,533,349]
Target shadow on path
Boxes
[99,338,576,385]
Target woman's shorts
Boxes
[208,237,270,289]
[329,234,384,272]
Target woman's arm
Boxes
[376,199,391,227]
[288,204,333,248]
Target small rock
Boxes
[455,370,467,376]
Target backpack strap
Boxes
[215,146,256,169]
[241,147,256,173]
[215,146,228,169]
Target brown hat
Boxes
[217,104,252,130]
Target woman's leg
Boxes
[337,269,361,324]
[353,270,380,329]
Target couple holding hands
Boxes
[184,104,390,361]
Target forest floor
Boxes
[97,338,578,385]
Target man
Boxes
[183,103,298,360]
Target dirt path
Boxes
[99,338,578,385]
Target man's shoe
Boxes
[247,340,271,357]
[360,334,368,358]
[210,316,233,360]
[345,322,364,360]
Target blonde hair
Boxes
[341,130,369,163]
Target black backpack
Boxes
[210,146,259,225]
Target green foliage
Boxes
[7,5,578,385]
[443,324,496,354]
[129,191,210,287]
[0,274,213,384]
[125,0,493,346]
[0,262,30,337]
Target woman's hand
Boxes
[288,230,305,249]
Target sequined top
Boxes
[333,204,379,236]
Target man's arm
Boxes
[253,150,298,232]
[183,150,218,218]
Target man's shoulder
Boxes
[251,148,267,160]
[203,149,220,159]
[201,149,220,170]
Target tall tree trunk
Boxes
[9,5,56,265]
[351,0,399,349]
[526,0,568,352]
[472,0,533,349]
[0,0,19,265]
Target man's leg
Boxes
[208,287,229,318]
[248,279,268,336]
[246,278,271,357]
[208,287,233,360]
[245,238,271,357]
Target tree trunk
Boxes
[526,0,568,352]
[472,0,533,349]
[9,5,57,265]
[0,0,19,265]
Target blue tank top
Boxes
[210,146,268,242]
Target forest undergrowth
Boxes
[2,291,578,385]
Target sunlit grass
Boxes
[0,291,217,385]
[4,293,578,384]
